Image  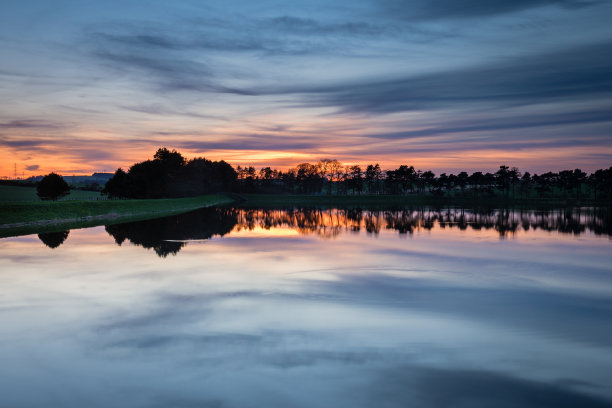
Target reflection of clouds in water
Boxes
[371,367,612,408]
[3,213,612,407]
[97,206,612,258]
[80,269,612,406]
[92,272,612,358]
[308,274,612,347]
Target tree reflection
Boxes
[38,230,70,248]
[233,207,612,239]
[105,208,238,257]
[100,206,612,256]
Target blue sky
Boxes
[0,0,611,175]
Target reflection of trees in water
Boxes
[100,206,611,256]
[233,207,612,238]
[105,208,238,257]
[38,230,70,248]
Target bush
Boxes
[37,173,70,201]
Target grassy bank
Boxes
[0,184,103,202]
[238,193,612,209]
[0,194,234,238]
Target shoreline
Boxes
[0,195,234,238]
[236,193,612,209]
[2,193,611,238]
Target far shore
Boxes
[2,191,611,238]
[236,193,612,208]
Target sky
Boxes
[0,0,611,177]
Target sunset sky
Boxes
[1,0,611,177]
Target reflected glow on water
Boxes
[1,207,612,407]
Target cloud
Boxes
[177,137,321,152]
[295,42,612,114]
[0,120,66,129]
[25,164,39,171]
[366,109,612,139]
[84,12,442,97]
[118,103,227,120]
[267,16,388,36]
[94,49,255,94]
[378,0,603,20]
[92,30,270,53]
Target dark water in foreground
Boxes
[1,207,612,407]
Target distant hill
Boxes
[10,172,114,191]
[24,173,113,184]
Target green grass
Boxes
[0,194,235,238]
[0,185,102,202]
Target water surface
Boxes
[1,207,611,407]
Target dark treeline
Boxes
[236,161,612,201]
[102,148,612,200]
[103,148,236,198]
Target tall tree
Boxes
[365,164,382,194]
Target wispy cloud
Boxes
[0,120,67,129]
[377,0,603,20]
[295,42,612,114]
[367,109,612,140]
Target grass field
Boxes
[0,194,235,238]
[0,185,102,202]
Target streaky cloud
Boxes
[293,42,612,114]
[0,120,67,129]
[368,108,612,139]
[177,137,321,152]
[267,16,388,36]
[378,0,604,20]
[93,50,254,95]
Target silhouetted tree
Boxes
[365,164,382,194]
[457,171,469,194]
[294,162,321,193]
[103,148,237,198]
[520,172,532,198]
[421,171,435,193]
[37,173,70,200]
[102,168,128,198]
[469,171,484,197]
[348,165,363,194]
[495,165,510,197]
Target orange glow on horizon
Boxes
[2,143,611,179]
[1,128,611,179]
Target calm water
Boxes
[1,207,612,407]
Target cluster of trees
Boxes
[235,160,612,200]
[31,149,612,201]
[103,148,236,198]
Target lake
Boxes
[1,206,612,407]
